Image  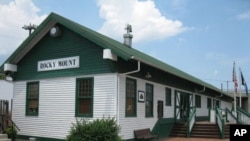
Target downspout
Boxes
[118,57,140,126]
[122,57,141,75]
[116,74,120,126]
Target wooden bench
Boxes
[134,128,158,141]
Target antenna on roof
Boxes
[22,23,37,35]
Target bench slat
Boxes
[134,128,158,141]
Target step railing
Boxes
[224,108,237,124]
[0,114,20,140]
[215,107,225,139]
[187,107,196,137]
[237,107,250,125]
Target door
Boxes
[157,100,163,119]
[175,91,181,121]
[175,91,191,122]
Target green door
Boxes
[175,91,191,122]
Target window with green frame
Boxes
[165,87,171,106]
[26,82,39,116]
[76,78,93,117]
[125,78,137,117]
[207,98,212,109]
[214,100,220,108]
[195,95,201,108]
[146,83,153,117]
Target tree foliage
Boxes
[0,74,5,80]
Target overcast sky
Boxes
[0,0,250,95]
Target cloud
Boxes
[0,0,47,56]
[236,10,250,20]
[97,0,187,43]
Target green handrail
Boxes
[237,107,250,125]
[187,107,196,137]
[215,107,224,139]
[224,108,237,124]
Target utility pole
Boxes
[22,23,37,35]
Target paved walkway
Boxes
[160,137,229,141]
[17,137,229,141]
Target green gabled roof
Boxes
[0,12,231,97]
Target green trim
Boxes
[125,77,137,117]
[75,77,94,117]
[18,135,64,141]
[165,87,171,106]
[195,95,201,108]
[174,91,179,122]
[26,81,39,116]
[207,98,212,109]
[152,118,175,138]
[145,83,154,117]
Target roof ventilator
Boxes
[123,24,133,47]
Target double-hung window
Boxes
[165,87,171,106]
[76,78,93,117]
[195,95,201,108]
[125,78,137,117]
[207,98,212,109]
[26,82,39,116]
[146,83,153,117]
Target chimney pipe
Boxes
[123,24,133,47]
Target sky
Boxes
[0,0,250,94]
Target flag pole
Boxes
[233,61,237,114]
[239,67,242,108]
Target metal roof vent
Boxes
[123,24,133,47]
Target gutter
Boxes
[195,86,206,93]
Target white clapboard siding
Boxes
[195,94,209,116]
[118,75,175,140]
[12,74,117,140]
[93,74,117,118]
[221,100,231,110]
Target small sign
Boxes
[230,124,250,141]
[38,56,79,72]
[138,91,145,102]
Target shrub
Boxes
[3,126,18,139]
[66,117,122,141]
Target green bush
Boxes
[66,117,122,141]
[3,126,18,139]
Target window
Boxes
[26,82,39,116]
[214,100,220,108]
[76,78,93,117]
[165,88,171,106]
[195,95,201,108]
[146,83,153,117]
[125,78,137,117]
[207,98,212,109]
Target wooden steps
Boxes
[191,123,220,138]
[170,122,230,139]
[169,122,187,137]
